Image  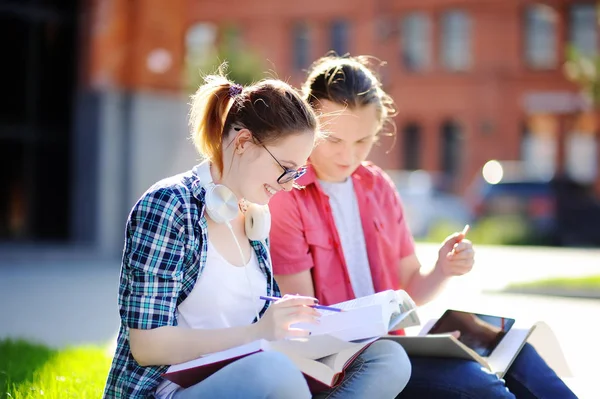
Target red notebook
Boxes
[162,338,375,394]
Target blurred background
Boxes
[2,0,600,258]
[1,1,600,397]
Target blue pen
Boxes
[260,296,344,312]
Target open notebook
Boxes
[162,289,419,393]
[162,334,378,393]
[293,289,421,341]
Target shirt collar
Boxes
[190,164,208,203]
[299,162,375,189]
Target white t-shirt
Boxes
[154,240,267,398]
[319,178,375,298]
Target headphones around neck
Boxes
[192,161,271,241]
[193,161,273,322]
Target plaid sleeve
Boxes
[120,187,187,330]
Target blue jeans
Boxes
[398,343,578,399]
[172,340,411,399]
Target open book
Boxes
[162,289,419,393]
[293,289,421,341]
[385,315,572,378]
[162,334,377,393]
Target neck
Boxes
[209,159,243,201]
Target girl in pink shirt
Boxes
[269,54,576,399]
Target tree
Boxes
[185,24,265,91]
[563,2,600,107]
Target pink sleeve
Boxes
[268,190,314,275]
[396,195,416,259]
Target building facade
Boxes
[184,0,600,195]
[2,0,599,255]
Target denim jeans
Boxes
[314,340,411,399]
[397,343,578,399]
[172,340,411,399]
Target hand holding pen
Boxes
[261,296,343,312]
[253,294,322,341]
[436,224,475,277]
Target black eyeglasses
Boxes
[260,145,307,184]
[233,126,307,184]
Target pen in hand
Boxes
[260,296,344,312]
[460,224,470,238]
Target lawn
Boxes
[0,339,111,399]
[506,274,600,297]
[417,216,541,246]
[507,274,600,290]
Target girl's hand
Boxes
[255,295,321,341]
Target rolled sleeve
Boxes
[119,188,187,330]
[268,191,314,275]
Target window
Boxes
[292,23,311,71]
[403,123,422,170]
[440,10,472,71]
[570,4,598,56]
[524,4,558,69]
[330,20,349,55]
[186,23,218,60]
[566,113,598,183]
[522,115,558,180]
[440,120,463,184]
[400,13,431,71]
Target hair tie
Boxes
[229,83,243,98]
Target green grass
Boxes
[0,339,111,399]
[508,274,600,291]
[417,216,547,246]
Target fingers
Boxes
[278,305,321,319]
[270,302,321,325]
[447,240,474,259]
[276,295,319,308]
[444,225,470,246]
[446,260,474,276]
[447,248,474,261]
[450,330,461,339]
[452,240,473,253]
[285,311,321,326]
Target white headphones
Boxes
[192,161,271,241]
[193,161,273,322]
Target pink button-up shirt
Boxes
[269,162,415,306]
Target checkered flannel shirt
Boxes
[103,169,279,399]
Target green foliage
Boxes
[185,25,266,90]
[563,2,600,107]
[419,216,547,246]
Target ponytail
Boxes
[190,75,237,173]
[189,65,318,174]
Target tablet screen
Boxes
[427,309,515,357]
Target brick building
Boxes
[2,0,599,252]
[87,0,600,191]
[181,0,600,195]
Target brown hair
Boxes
[302,53,397,138]
[190,66,318,173]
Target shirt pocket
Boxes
[373,217,399,258]
[304,227,346,304]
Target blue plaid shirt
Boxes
[103,168,279,399]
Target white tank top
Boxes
[155,240,267,398]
